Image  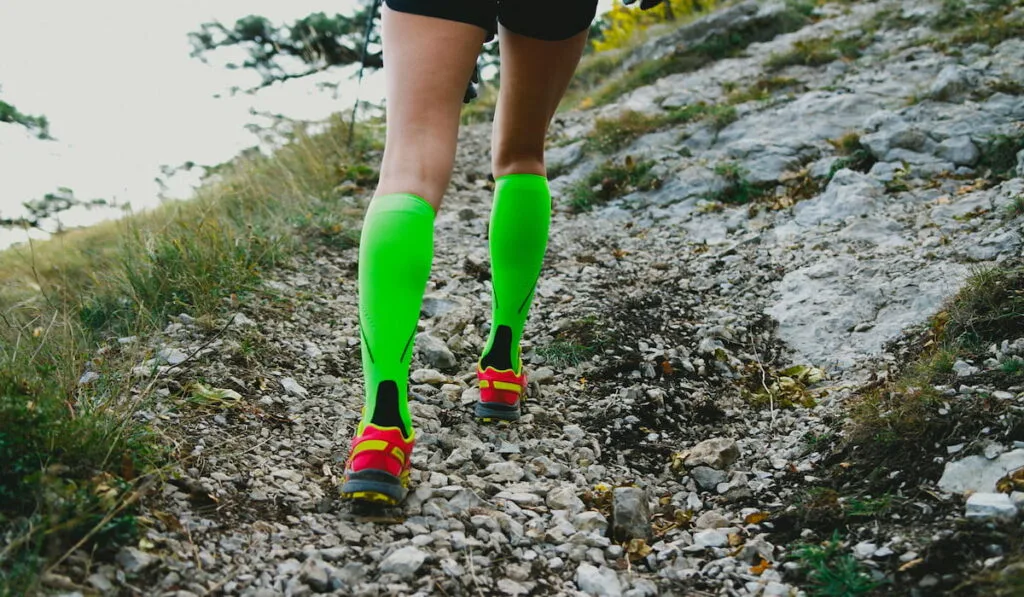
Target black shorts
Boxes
[385,0,599,41]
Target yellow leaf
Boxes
[189,383,243,407]
[750,557,772,575]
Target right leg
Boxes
[475,6,594,422]
[344,3,486,503]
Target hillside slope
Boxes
[42,1,1024,595]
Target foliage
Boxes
[765,35,865,71]
[569,157,660,212]
[584,0,813,106]
[592,0,717,53]
[0,93,50,139]
[707,162,773,205]
[0,188,110,230]
[847,262,1024,458]
[791,532,881,596]
[189,4,383,94]
[0,113,378,590]
[826,132,876,180]
[978,131,1024,181]
[724,76,803,104]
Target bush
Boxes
[569,157,660,211]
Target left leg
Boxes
[475,2,596,421]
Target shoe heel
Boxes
[475,401,521,422]
[340,470,407,504]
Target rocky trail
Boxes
[60,1,1024,595]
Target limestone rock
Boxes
[611,487,651,541]
[683,438,741,469]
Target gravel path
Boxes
[67,1,1024,595]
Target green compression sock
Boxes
[480,174,551,372]
[358,193,435,437]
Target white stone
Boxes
[938,449,1024,494]
[379,546,428,579]
[575,564,622,597]
[965,493,1018,520]
[693,529,729,548]
[279,377,308,397]
[683,438,740,469]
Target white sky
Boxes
[0,0,614,249]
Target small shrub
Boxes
[569,157,660,212]
[1002,357,1024,374]
[978,132,1024,181]
[708,162,773,204]
[827,132,877,180]
[1006,194,1024,219]
[726,76,803,104]
[765,36,864,71]
[791,532,882,596]
[585,111,666,153]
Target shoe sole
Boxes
[475,401,521,423]
[340,470,407,505]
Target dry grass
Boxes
[0,114,380,593]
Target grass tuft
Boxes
[978,131,1024,181]
[765,35,865,71]
[568,157,660,212]
[826,132,877,180]
[707,162,774,205]
[791,532,882,596]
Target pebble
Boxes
[693,530,730,548]
[576,564,623,597]
[379,546,428,579]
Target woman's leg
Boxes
[476,27,589,389]
[344,6,485,503]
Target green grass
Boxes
[765,35,865,71]
[1002,357,1024,374]
[978,131,1024,181]
[0,113,380,592]
[932,0,1024,50]
[826,132,877,180]
[791,532,881,596]
[583,102,737,154]
[538,315,615,366]
[847,262,1024,457]
[707,162,773,205]
[724,76,803,104]
[569,157,660,212]
[536,342,597,367]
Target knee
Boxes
[492,144,545,179]
[376,143,454,208]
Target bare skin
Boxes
[491,27,589,178]
[374,7,590,210]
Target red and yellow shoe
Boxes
[339,422,414,505]
[475,361,527,422]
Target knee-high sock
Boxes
[480,174,551,372]
[358,193,435,436]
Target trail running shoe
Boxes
[475,362,527,422]
[340,423,414,505]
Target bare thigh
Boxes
[491,27,590,178]
[375,7,486,210]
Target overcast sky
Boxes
[0,0,614,249]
